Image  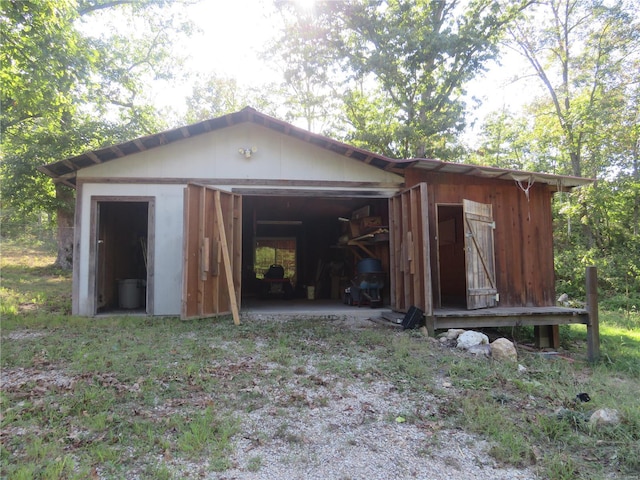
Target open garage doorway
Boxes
[240,194,391,309]
[91,198,154,314]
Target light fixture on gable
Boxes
[238,146,257,159]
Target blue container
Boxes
[357,258,383,274]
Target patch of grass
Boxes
[0,240,71,318]
[457,395,534,466]
[2,241,639,479]
[246,455,262,472]
[543,452,580,480]
[175,408,239,463]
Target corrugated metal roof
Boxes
[410,158,594,190]
[38,106,594,190]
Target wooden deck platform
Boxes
[429,306,589,330]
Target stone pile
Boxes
[438,328,518,362]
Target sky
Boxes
[150,0,283,114]
[98,0,542,147]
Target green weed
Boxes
[175,408,239,461]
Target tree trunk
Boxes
[633,136,639,236]
[55,183,75,270]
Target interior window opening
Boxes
[255,237,297,282]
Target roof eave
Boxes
[410,158,595,190]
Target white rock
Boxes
[490,338,518,362]
[518,364,527,373]
[589,408,621,426]
[456,331,489,350]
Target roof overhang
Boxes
[37,107,413,188]
[409,158,594,191]
[37,106,595,192]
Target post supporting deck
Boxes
[586,266,600,362]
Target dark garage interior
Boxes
[241,194,390,305]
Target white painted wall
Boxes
[77,123,403,184]
[77,183,185,316]
[75,123,404,316]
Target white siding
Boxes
[77,184,184,316]
[77,123,403,184]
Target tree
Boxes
[183,74,278,123]
[1,0,192,268]
[474,0,640,304]
[265,8,342,132]
[507,0,639,178]
[273,0,533,158]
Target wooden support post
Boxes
[534,325,560,349]
[586,266,600,362]
[424,315,435,337]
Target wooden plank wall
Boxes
[182,185,201,318]
[404,169,556,308]
[389,183,432,315]
[182,185,242,320]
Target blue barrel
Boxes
[357,258,383,274]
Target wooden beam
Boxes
[213,190,241,325]
[62,159,75,170]
[58,171,78,180]
[133,139,147,151]
[432,313,589,330]
[111,146,125,157]
[55,178,77,189]
[86,151,102,164]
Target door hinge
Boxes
[490,221,496,229]
[495,293,500,302]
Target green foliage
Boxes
[274,0,532,159]
[471,0,639,314]
[0,0,191,256]
[554,181,640,310]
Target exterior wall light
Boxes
[238,146,257,158]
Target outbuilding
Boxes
[39,107,597,352]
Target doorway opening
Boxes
[94,200,151,314]
[241,194,390,307]
[437,204,466,307]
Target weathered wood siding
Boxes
[405,168,556,308]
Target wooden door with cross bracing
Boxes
[463,199,497,309]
